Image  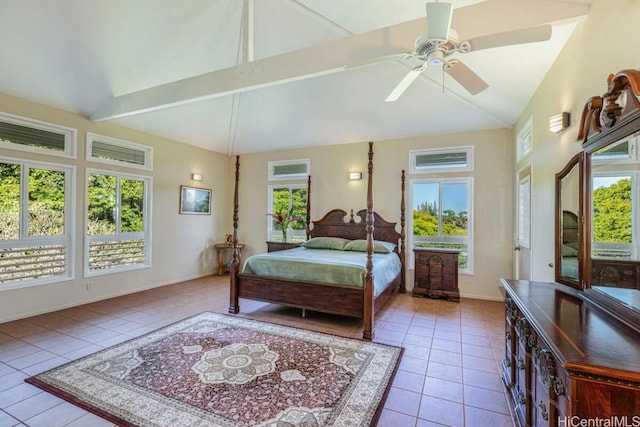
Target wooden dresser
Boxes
[501,279,640,427]
[413,248,459,301]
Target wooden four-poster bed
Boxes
[228,142,406,340]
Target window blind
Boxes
[0,120,65,152]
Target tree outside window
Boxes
[412,180,471,270]
[269,186,307,242]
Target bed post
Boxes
[305,175,311,240]
[399,169,406,293]
[363,141,375,341]
[229,155,240,314]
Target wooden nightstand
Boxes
[214,243,243,275]
[413,248,459,301]
[266,241,300,252]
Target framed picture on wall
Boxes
[179,185,212,215]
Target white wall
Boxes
[0,93,232,323]
[232,129,514,301]
[515,0,640,282]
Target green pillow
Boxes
[301,237,350,250]
[562,244,579,257]
[343,239,395,254]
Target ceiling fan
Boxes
[347,1,552,102]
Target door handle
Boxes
[514,246,521,251]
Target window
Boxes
[517,117,533,161]
[86,133,153,171]
[267,185,308,243]
[0,158,74,289]
[591,173,636,259]
[0,112,76,158]
[268,159,310,181]
[411,178,473,273]
[85,169,152,276]
[410,147,473,174]
[592,135,637,163]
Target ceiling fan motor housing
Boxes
[414,28,460,59]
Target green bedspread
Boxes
[242,247,401,297]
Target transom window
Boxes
[0,112,76,158]
[268,159,310,181]
[86,133,153,171]
[410,146,473,174]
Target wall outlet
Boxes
[86,282,92,291]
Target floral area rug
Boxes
[26,312,402,427]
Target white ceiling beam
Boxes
[90,0,589,122]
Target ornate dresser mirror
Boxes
[578,69,640,330]
[555,152,583,289]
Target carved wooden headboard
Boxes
[309,209,403,245]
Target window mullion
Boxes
[115,176,122,235]
[20,164,28,240]
[438,182,443,237]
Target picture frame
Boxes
[179,185,212,215]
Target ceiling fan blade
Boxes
[345,53,410,70]
[426,2,453,41]
[467,24,552,52]
[385,65,426,102]
[444,60,488,95]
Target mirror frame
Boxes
[555,152,584,289]
[577,69,640,329]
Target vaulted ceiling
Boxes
[0,0,590,154]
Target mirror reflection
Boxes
[556,153,582,288]
[587,131,640,321]
[590,133,639,264]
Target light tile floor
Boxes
[0,276,515,427]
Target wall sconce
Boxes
[549,112,570,133]
[349,172,362,181]
[191,173,203,182]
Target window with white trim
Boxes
[590,133,639,260]
[0,112,76,158]
[591,173,636,260]
[268,159,310,181]
[410,146,473,174]
[409,146,474,274]
[85,169,152,276]
[0,158,74,290]
[267,185,308,243]
[517,117,533,162]
[86,133,153,171]
[411,178,474,273]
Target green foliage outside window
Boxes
[413,181,469,269]
[271,187,307,242]
[87,174,144,236]
[0,163,65,240]
[593,177,632,244]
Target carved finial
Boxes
[577,69,640,143]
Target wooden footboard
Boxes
[229,272,401,319]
